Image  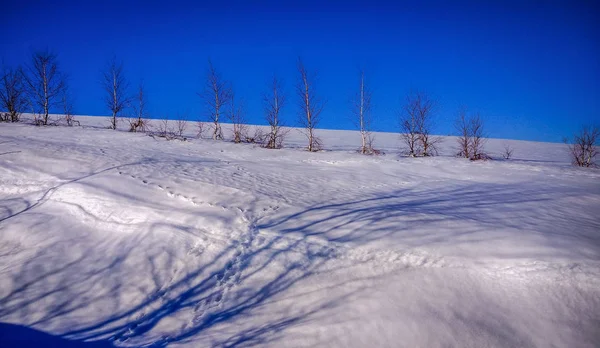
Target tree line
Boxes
[0,50,597,167]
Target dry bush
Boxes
[246,127,267,144]
[502,144,514,160]
[566,125,599,167]
[153,117,175,140]
[175,115,188,139]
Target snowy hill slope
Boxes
[1,117,599,347]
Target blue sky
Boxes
[2,0,599,142]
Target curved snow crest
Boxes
[0,122,599,347]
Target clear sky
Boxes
[2,0,599,142]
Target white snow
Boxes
[1,115,599,347]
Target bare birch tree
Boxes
[415,94,440,156]
[352,70,374,154]
[297,58,324,152]
[455,108,487,160]
[455,107,471,159]
[263,76,287,149]
[61,90,78,126]
[566,125,599,167]
[175,113,188,139]
[199,59,231,140]
[23,50,67,125]
[0,66,27,122]
[469,113,487,160]
[227,93,247,143]
[102,56,130,130]
[129,81,149,132]
[399,93,422,157]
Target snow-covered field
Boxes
[1,116,599,347]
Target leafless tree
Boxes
[414,93,441,156]
[129,81,149,132]
[175,113,188,139]
[227,93,248,143]
[0,66,27,122]
[196,121,206,139]
[155,116,174,140]
[102,56,130,130]
[469,113,487,160]
[399,92,422,157]
[263,76,288,149]
[352,70,374,154]
[297,58,324,152]
[455,108,487,160]
[199,59,231,140]
[23,50,67,125]
[61,90,78,126]
[502,144,514,160]
[566,125,599,167]
[455,108,471,159]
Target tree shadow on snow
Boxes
[2,176,598,347]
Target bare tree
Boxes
[155,116,174,140]
[352,70,374,154]
[0,66,27,122]
[23,50,67,125]
[455,108,471,159]
[129,81,149,132]
[469,113,486,160]
[297,58,324,152]
[566,125,599,167]
[102,56,130,130]
[399,92,422,157]
[263,76,287,149]
[199,59,231,140]
[414,93,441,156]
[196,121,206,139]
[502,144,514,160]
[227,93,247,143]
[61,90,78,126]
[175,113,188,139]
[455,108,487,160]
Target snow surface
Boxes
[1,116,599,347]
